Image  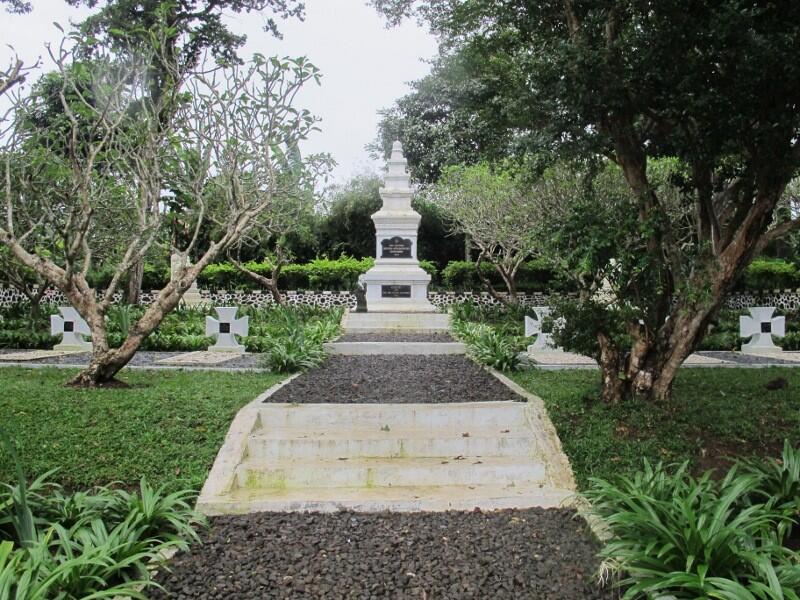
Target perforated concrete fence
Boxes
[1,285,799,311]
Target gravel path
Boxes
[151,509,613,600]
[265,355,522,404]
[695,350,800,365]
[0,349,265,370]
[337,332,455,343]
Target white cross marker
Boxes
[524,306,559,350]
[50,307,92,351]
[739,306,785,354]
[205,307,249,353]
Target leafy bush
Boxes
[466,328,522,372]
[587,460,800,599]
[257,307,341,372]
[451,311,524,372]
[441,258,559,292]
[0,431,204,599]
[740,440,800,520]
[741,259,800,291]
[259,330,326,373]
[198,256,439,291]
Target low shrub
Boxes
[0,431,204,599]
[451,314,524,372]
[741,258,800,291]
[467,329,522,372]
[441,258,559,293]
[587,458,800,599]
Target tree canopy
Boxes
[373,0,800,402]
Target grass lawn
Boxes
[0,367,284,492]
[511,367,800,490]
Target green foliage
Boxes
[0,368,284,491]
[198,256,374,291]
[740,440,800,519]
[441,259,560,293]
[587,461,800,599]
[0,469,203,599]
[698,309,800,352]
[450,302,526,371]
[510,368,800,490]
[0,304,59,350]
[465,328,522,372]
[741,259,800,291]
[257,307,341,373]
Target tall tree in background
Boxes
[373,0,800,402]
[66,0,305,303]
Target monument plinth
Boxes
[359,141,436,313]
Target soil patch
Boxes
[265,355,522,404]
[151,509,613,600]
[338,332,455,343]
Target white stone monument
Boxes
[739,306,785,354]
[50,307,92,351]
[524,307,560,351]
[359,141,436,313]
[205,307,249,353]
[171,252,203,307]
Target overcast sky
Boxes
[0,0,437,184]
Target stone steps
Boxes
[324,341,466,355]
[246,426,534,460]
[342,312,450,333]
[197,381,578,515]
[205,483,573,514]
[257,402,525,430]
[235,456,546,489]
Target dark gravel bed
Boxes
[151,509,613,600]
[0,349,265,370]
[337,332,455,343]
[266,355,522,403]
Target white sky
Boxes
[0,0,437,183]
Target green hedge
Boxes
[74,257,800,293]
[197,256,439,291]
[441,258,559,292]
[740,258,800,290]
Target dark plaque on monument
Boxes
[381,236,412,259]
[381,285,412,298]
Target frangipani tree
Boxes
[426,162,540,303]
[0,23,326,386]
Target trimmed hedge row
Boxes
[82,256,800,293]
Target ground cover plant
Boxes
[0,304,343,355]
[0,428,205,599]
[449,301,528,371]
[511,368,800,491]
[587,459,800,598]
[0,368,284,491]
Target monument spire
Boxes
[356,141,437,313]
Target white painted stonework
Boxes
[524,307,560,351]
[740,306,785,354]
[206,307,249,353]
[50,307,92,351]
[359,141,435,313]
[170,252,203,307]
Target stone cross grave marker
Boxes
[524,306,560,351]
[739,306,785,354]
[206,307,249,353]
[50,307,92,351]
